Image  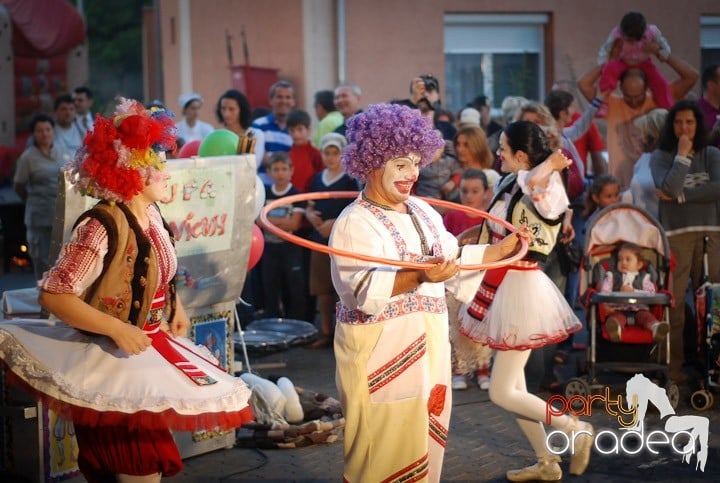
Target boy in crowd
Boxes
[443,169,493,390]
[53,94,83,162]
[304,133,360,348]
[288,109,324,192]
[261,152,307,320]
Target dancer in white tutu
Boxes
[458,120,594,481]
[0,99,253,482]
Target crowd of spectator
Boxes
[11,9,720,391]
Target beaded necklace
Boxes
[361,191,399,211]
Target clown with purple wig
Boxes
[329,103,525,482]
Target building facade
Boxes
[156,0,720,124]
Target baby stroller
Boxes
[691,236,720,411]
[564,203,678,408]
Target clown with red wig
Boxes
[0,99,252,482]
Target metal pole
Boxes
[152,0,164,102]
[337,0,346,82]
[233,300,252,374]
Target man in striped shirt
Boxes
[252,80,297,171]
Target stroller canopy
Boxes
[584,203,669,258]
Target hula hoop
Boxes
[258,191,528,271]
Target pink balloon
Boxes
[178,139,201,158]
[248,224,264,270]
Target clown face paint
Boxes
[142,171,170,203]
[378,154,421,207]
[144,156,170,203]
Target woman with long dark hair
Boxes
[459,121,593,481]
[215,89,266,173]
[650,99,720,383]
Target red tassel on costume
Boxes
[427,384,446,416]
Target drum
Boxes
[233,329,291,355]
[246,318,319,346]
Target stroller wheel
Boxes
[564,377,590,409]
[690,390,713,411]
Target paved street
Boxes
[171,346,720,483]
[1,271,720,482]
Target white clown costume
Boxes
[331,195,487,483]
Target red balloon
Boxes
[248,224,264,270]
[178,139,201,158]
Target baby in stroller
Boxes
[598,242,670,343]
[572,203,676,403]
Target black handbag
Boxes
[556,239,582,275]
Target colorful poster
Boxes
[192,317,229,370]
[52,155,257,309]
[184,304,235,447]
[42,403,80,481]
[160,164,236,258]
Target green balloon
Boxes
[198,129,239,157]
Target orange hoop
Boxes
[258,191,528,270]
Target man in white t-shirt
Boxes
[53,94,83,163]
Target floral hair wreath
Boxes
[65,98,177,203]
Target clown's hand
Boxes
[419,257,459,283]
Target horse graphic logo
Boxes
[625,374,709,472]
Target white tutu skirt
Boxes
[459,269,581,350]
[0,320,253,431]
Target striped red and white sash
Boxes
[143,288,218,386]
[467,261,539,322]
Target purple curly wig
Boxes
[341,103,444,183]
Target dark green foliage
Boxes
[80,0,151,114]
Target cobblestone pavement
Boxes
[171,346,720,483]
